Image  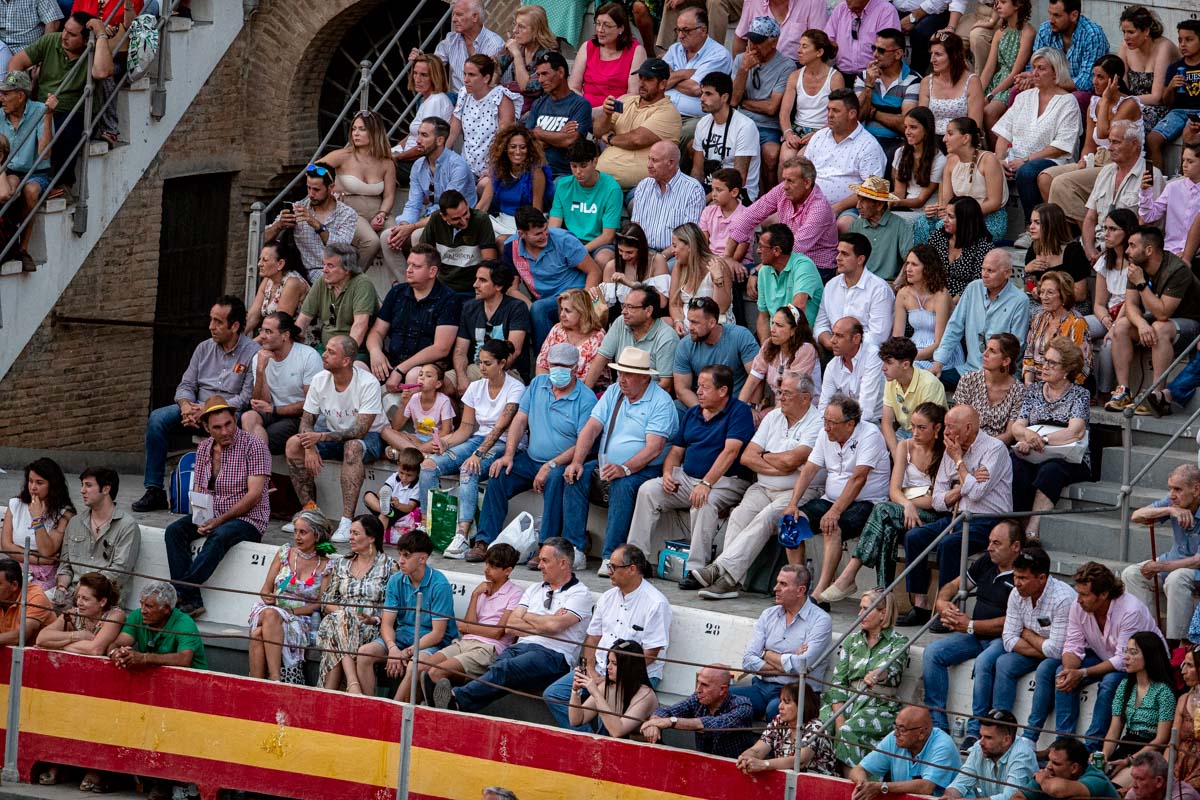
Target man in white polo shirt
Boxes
[804,88,887,227]
[542,543,672,732]
[690,373,824,601]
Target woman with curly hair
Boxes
[477,124,552,242]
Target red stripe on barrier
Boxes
[22,649,402,741]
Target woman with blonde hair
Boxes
[496,5,558,109]
[394,55,454,164]
[322,110,397,267]
[667,221,732,334]
[477,124,552,242]
[535,287,606,378]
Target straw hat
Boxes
[609,347,657,376]
[849,175,901,204]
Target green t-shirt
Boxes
[299,273,379,351]
[549,172,623,245]
[756,253,824,329]
[121,608,208,670]
[25,34,86,112]
[1022,765,1117,800]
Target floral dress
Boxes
[1174,688,1200,787]
[1127,70,1168,132]
[535,324,605,376]
[818,628,910,765]
[454,86,525,177]
[986,28,1021,104]
[247,545,331,683]
[316,551,396,683]
[795,717,839,776]
[1022,309,1092,383]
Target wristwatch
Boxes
[700,479,713,488]
[316,223,327,235]
[620,464,632,477]
[967,620,975,635]
[669,716,679,728]
[547,459,559,469]
[473,449,487,458]
[907,13,917,22]
[881,783,891,794]
[1134,281,1148,292]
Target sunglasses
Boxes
[305,164,330,177]
[851,15,861,40]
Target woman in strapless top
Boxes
[322,110,396,269]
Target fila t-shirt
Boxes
[549,172,624,244]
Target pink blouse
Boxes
[536,324,606,375]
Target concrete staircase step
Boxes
[1037,513,1170,564]
[1091,408,1200,452]
[1099,444,1196,485]
[1062,481,1163,509]
[0,260,21,276]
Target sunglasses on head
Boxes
[305,164,331,177]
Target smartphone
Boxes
[612,99,624,114]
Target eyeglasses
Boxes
[621,302,648,311]
[674,25,703,34]
[305,164,330,177]
[607,560,635,570]
[593,21,616,29]
[327,301,338,327]
[1102,225,1123,233]
[543,588,554,609]
[894,722,925,734]
[1043,358,1063,369]
[872,45,897,54]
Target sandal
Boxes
[39,766,59,785]
[79,771,101,791]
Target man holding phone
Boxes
[595,58,682,190]
[263,162,358,284]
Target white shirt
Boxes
[750,404,823,490]
[891,147,946,202]
[819,346,885,423]
[1093,255,1128,313]
[663,37,734,118]
[516,576,594,662]
[1001,575,1076,659]
[808,421,891,503]
[992,91,1081,165]
[813,268,896,348]
[693,109,762,200]
[381,474,422,507]
[396,93,455,152]
[462,375,526,441]
[586,580,673,680]
[804,123,887,204]
[249,343,323,407]
[303,368,387,434]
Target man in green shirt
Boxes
[1012,737,1118,800]
[754,223,823,339]
[584,285,677,392]
[848,177,914,283]
[9,11,113,198]
[549,139,622,268]
[296,242,379,355]
[110,581,207,670]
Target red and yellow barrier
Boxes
[1,648,814,799]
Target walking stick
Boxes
[1150,522,1164,631]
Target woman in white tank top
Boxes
[778,30,845,174]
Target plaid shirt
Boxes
[1002,575,1075,659]
[193,429,271,534]
[728,182,838,271]
[0,0,62,53]
[653,693,758,757]
[1030,16,1110,92]
[272,198,358,282]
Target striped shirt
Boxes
[1002,575,1075,659]
[433,28,505,92]
[630,171,706,252]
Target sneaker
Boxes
[573,549,587,571]
[131,487,168,513]
[698,574,740,600]
[689,564,721,588]
[443,533,469,559]
[1014,232,1033,249]
[180,603,206,619]
[431,677,458,711]
[419,672,437,706]
[959,734,979,755]
[1147,391,1173,418]
[331,517,352,543]
[597,558,612,578]
[678,573,702,591]
[896,607,932,627]
[1105,385,1132,412]
[281,521,296,534]
[464,541,488,563]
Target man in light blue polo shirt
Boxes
[755,223,824,337]
[851,705,963,797]
[663,7,734,140]
[473,343,598,567]
[673,297,761,409]
[502,205,602,352]
[565,347,680,575]
[354,529,458,697]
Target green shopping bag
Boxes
[427,488,458,552]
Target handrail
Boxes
[1118,329,1200,560]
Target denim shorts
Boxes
[1142,311,1200,353]
[758,126,783,146]
[315,430,384,463]
[1152,108,1194,142]
[6,170,49,192]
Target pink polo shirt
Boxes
[462,579,524,654]
[735,0,829,61]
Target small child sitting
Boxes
[383,363,455,461]
[365,446,424,545]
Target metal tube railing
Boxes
[1,540,31,781]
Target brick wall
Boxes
[0,0,460,452]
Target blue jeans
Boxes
[1169,355,1200,408]
[475,451,566,545]
[1043,652,1124,750]
[543,671,661,731]
[904,515,997,595]
[530,297,560,354]
[923,632,988,732]
[563,460,659,558]
[1015,158,1058,222]
[1152,108,1192,142]
[731,677,783,721]
[968,639,1061,740]
[144,404,196,489]
[418,435,499,527]
[164,516,262,608]
[454,641,568,711]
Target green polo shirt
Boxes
[756,253,824,329]
[597,317,679,377]
[851,210,914,282]
[121,608,208,670]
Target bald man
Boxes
[596,59,683,190]
[851,705,963,800]
[641,664,757,757]
[899,405,1013,626]
[630,140,707,255]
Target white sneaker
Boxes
[597,558,612,578]
[331,517,352,543]
[444,532,469,559]
[281,521,296,534]
[573,549,587,571]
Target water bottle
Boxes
[952,717,965,739]
[1179,66,1188,95]
[308,612,321,646]
[378,483,393,519]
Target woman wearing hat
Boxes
[248,510,335,683]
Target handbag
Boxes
[589,395,626,506]
[1011,423,1088,464]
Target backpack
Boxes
[169,451,196,515]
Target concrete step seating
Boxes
[126,526,1097,746]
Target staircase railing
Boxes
[243,0,454,307]
[1117,329,1200,560]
